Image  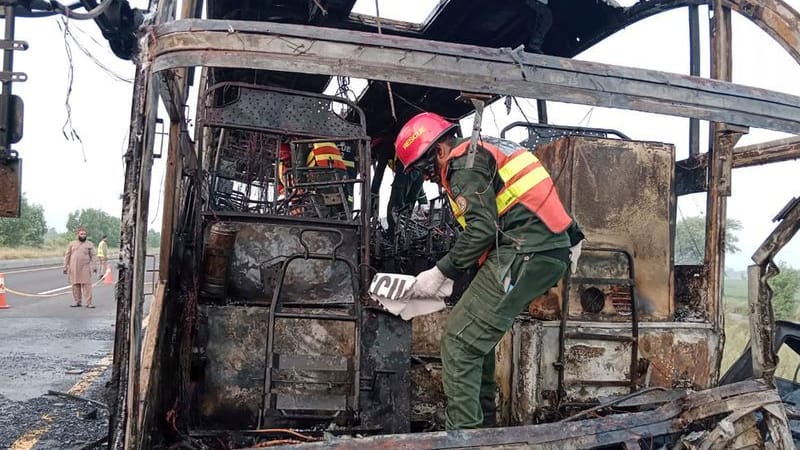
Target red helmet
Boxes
[394,112,457,172]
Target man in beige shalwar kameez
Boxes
[64,228,97,308]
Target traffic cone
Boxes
[0,273,9,309]
[103,266,114,285]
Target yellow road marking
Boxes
[9,414,53,450]
[8,354,114,450]
[8,305,150,449]
[68,354,114,396]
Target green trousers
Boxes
[441,247,568,430]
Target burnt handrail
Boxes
[556,246,639,410]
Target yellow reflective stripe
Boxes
[343,160,355,168]
[307,153,345,167]
[495,166,550,214]
[498,151,539,181]
[448,196,467,229]
[320,154,344,162]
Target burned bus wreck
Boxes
[107,0,800,448]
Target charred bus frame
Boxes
[110,1,800,448]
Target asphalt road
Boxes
[0,260,155,449]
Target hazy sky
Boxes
[6,0,800,269]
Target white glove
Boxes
[569,240,583,275]
[407,266,451,299]
[437,278,454,298]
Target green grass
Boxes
[721,277,800,380]
[0,245,67,260]
[722,313,800,380]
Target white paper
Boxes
[369,272,446,320]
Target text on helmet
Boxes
[402,126,427,150]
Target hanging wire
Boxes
[150,165,166,225]
[374,0,396,120]
[487,102,500,135]
[71,22,119,58]
[577,106,595,127]
[50,0,115,20]
[58,17,88,162]
[63,22,133,83]
[512,97,534,125]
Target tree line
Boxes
[675,215,799,320]
[0,198,796,318]
[0,195,161,249]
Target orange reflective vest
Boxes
[441,137,572,234]
[306,142,352,171]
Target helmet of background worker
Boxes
[394,112,457,173]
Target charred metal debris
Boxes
[94,0,800,449]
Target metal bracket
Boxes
[714,123,748,196]
[772,196,799,222]
[456,93,492,169]
[154,118,166,159]
[0,71,25,82]
[0,40,27,51]
[752,195,800,265]
[504,45,532,80]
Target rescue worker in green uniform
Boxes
[387,158,428,235]
[394,112,584,430]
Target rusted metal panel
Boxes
[505,320,548,425]
[411,309,448,357]
[501,320,718,423]
[195,305,268,428]
[195,305,360,429]
[410,359,444,427]
[637,326,717,390]
[150,20,800,135]
[358,308,412,434]
[537,136,675,321]
[213,219,359,302]
[409,309,448,426]
[495,331,514,426]
[0,157,21,217]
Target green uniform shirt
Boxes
[390,167,428,211]
[436,140,580,279]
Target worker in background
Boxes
[387,157,428,236]
[64,227,98,308]
[97,235,109,277]
[306,141,350,172]
[277,141,292,197]
[370,136,428,235]
[394,112,584,430]
[306,141,354,209]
